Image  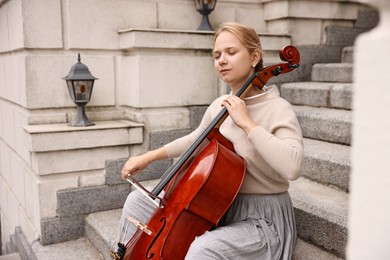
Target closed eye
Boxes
[213,47,239,60]
[228,48,238,55]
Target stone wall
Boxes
[0,0,373,252]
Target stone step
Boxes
[289,177,348,258]
[312,63,353,83]
[293,239,342,260]
[293,106,352,145]
[280,82,352,110]
[31,237,103,260]
[85,207,341,260]
[85,209,121,260]
[0,253,21,260]
[303,138,350,192]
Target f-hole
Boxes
[146,217,166,259]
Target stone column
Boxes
[348,0,390,259]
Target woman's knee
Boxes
[186,233,219,259]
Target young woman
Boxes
[116,22,304,259]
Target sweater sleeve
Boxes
[247,102,304,181]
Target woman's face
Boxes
[213,31,257,92]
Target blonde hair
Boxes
[214,22,264,72]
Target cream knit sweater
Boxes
[164,85,304,194]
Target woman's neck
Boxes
[230,69,262,97]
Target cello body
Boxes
[124,131,246,259]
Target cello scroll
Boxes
[252,45,300,89]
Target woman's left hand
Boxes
[222,96,257,134]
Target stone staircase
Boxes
[282,46,354,258]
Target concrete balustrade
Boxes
[348,0,390,259]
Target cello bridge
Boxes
[127,216,152,235]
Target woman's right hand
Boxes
[121,154,150,180]
[121,147,169,180]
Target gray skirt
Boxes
[116,191,296,260]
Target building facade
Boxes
[1,0,388,259]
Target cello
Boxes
[111,45,300,260]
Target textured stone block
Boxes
[312,63,353,83]
[85,210,121,259]
[290,178,348,258]
[14,227,33,260]
[236,6,267,33]
[0,5,9,52]
[157,2,198,30]
[66,0,156,49]
[4,0,24,51]
[325,26,367,47]
[40,215,84,245]
[119,49,217,108]
[32,146,128,175]
[150,129,190,151]
[105,158,127,185]
[39,175,78,219]
[354,9,379,29]
[330,84,353,110]
[268,19,322,45]
[294,207,347,257]
[57,184,131,217]
[140,107,190,132]
[23,0,62,48]
[281,82,352,110]
[281,82,331,108]
[303,139,350,191]
[32,237,102,259]
[341,46,354,63]
[1,55,27,107]
[24,120,143,152]
[294,106,352,145]
[264,0,358,21]
[190,106,207,130]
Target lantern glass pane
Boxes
[194,0,216,11]
[66,81,76,101]
[74,80,93,102]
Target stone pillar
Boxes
[348,0,390,259]
[262,0,370,45]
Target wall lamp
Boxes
[63,54,98,126]
[194,0,217,31]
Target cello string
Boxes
[119,217,130,244]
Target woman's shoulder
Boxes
[209,94,229,108]
[266,85,292,107]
